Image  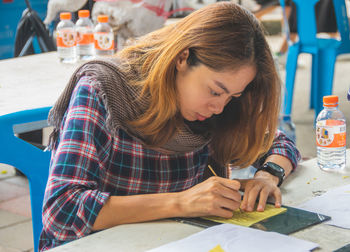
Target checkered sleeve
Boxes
[258,129,301,170]
[41,76,111,245]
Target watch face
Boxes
[261,162,285,187]
[269,163,284,173]
[263,162,285,178]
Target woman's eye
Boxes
[210,89,221,97]
[232,93,242,98]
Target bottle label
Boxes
[94,32,114,50]
[77,27,94,45]
[316,120,346,147]
[77,33,94,45]
[56,30,76,47]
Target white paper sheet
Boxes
[147,224,318,252]
[297,184,350,229]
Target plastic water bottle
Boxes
[316,95,346,172]
[56,12,76,63]
[94,15,115,57]
[76,10,94,60]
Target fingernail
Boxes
[257,206,263,211]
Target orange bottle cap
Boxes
[323,95,338,107]
[60,12,71,20]
[78,10,90,18]
[97,15,109,23]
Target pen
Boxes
[208,164,218,176]
[208,164,243,213]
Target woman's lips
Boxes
[196,113,208,121]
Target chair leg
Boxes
[283,44,300,116]
[310,53,319,110]
[315,49,337,117]
[31,186,45,252]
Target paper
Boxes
[147,224,318,252]
[297,184,350,229]
[203,204,287,227]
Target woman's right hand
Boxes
[177,176,241,219]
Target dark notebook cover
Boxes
[333,243,350,252]
[172,205,331,235]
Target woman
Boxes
[40,2,300,250]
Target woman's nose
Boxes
[209,101,225,115]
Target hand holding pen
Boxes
[176,165,241,219]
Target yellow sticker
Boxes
[209,244,225,252]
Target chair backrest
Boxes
[333,0,350,53]
[292,0,319,46]
[284,0,350,47]
[0,107,52,252]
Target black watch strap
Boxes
[257,162,285,187]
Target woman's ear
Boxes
[176,49,190,72]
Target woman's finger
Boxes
[256,187,270,211]
[244,185,261,211]
[273,188,282,208]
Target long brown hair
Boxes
[118,2,280,167]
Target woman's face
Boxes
[176,53,257,122]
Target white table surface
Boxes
[49,151,350,252]
[0,52,79,116]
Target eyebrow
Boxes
[214,81,244,96]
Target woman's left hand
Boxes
[239,170,281,212]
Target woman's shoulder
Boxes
[74,57,127,84]
[73,58,131,94]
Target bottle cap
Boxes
[78,10,90,18]
[323,95,338,107]
[97,15,109,23]
[60,12,72,20]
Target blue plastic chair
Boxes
[280,0,350,119]
[0,107,52,252]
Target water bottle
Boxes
[94,15,115,57]
[56,12,76,63]
[316,95,346,172]
[76,10,94,60]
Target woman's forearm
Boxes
[92,176,242,230]
[92,192,181,230]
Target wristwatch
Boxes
[256,162,285,187]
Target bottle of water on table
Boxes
[316,95,346,171]
[76,10,94,60]
[94,15,115,57]
[56,12,76,63]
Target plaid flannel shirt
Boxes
[39,76,300,251]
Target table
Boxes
[0,52,78,116]
[0,52,79,135]
[48,151,350,252]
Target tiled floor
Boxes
[0,165,33,252]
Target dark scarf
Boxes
[48,58,211,154]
